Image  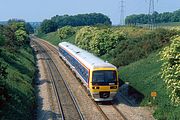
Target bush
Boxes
[160,35,180,106]
[58,26,76,39]
[15,29,28,46]
[105,28,179,67]
[75,26,98,51]
[75,26,126,56]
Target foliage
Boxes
[41,26,179,67]
[75,26,126,56]
[125,9,180,24]
[29,22,41,30]
[120,51,180,120]
[104,28,178,67]
[39,19,57,34]
[58,26,76,39]
[51,13,111,28]
[160,36,180,106]
[0,47,36,120]
[0,25,17,49]
[0,61,8,114]
[0,20,36,119]
[0,28,5,46]
[75,26,97,51]
[25,22,34,34]
[39,13,111,34]
[8,19,26,32]
[0,62,8,79]
[15,30,28,46]
[40,30,76,46]
[7,19,31,47]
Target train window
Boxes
[92,70,116,83]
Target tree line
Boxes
[0,19,33,50]
[39,13,112,34]
[125,9,180,25]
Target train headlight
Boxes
[92,86,100,89]
[110,86,117,89]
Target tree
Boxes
[75,26,98,51]
[15,29,28,45]
[58,26,75,39]
[0,25,17,49]
[40,19,57,33]
[40,13,112,34]
[75,26,126,56]
[125,9,180,24]
[25,22,34,34]
[8,19,26,32]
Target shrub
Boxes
[75,26,98,51]
[75,26,126,56]
[15,29,28,46]
[105,28,179,67]
[58,26,75,39]
[160,35,180,106]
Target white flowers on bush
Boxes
[160,35,180,106]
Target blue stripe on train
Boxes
[59,47,89,83]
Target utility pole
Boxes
[120,0,125,25]
[148,0,155,29]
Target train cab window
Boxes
[92,70,117,84]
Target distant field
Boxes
[136,22,180,30]
[157,22,180,27]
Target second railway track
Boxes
[32,39,84,120]
[32,36,130,120]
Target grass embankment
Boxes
[37,26,180,120]
[38,31,75,46]
[119,51,180,120]
[0,45,36,120]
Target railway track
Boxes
[32,39,84,120]
[32,36,129,120]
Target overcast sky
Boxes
[0,0,180,25]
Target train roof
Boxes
[58,42,117,70]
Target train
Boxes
[58,42,119,101]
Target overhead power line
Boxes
[120,0,125,25]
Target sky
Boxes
[0,0,180,25]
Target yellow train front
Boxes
[58,42,119,101]
[89,67,118,101]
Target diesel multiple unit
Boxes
[58,42,119,101]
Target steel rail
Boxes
[33,37,131,120]
[32,40,65,120]
[33,39,84,120]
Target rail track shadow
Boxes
[34,94,61,120]
[34,78,61,120]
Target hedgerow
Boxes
[160,35,180,106]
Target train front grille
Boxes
[99,92,110,98]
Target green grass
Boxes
[136,22,180,30]
[0,45,36,120]
[39,31,76,46]
[37,26,180,119]
[119,51,180,120]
